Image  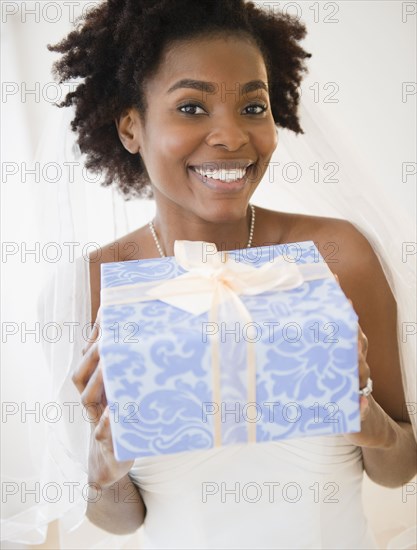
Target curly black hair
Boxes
[48,0,311,199]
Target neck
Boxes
[150,201,255,257]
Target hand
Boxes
[342,305,382,447]
[72,309,134,488]
[356,322,372,419]
[332,275,379,446]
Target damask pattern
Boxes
[100,241,359,460]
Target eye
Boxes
[244,103,268,115]
[178,103,206,115]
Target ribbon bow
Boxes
[145,241,305,316]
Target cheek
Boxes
[251,125,278,180]
[147,116,200,165]
[253,124,278,160]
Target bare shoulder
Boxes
[87,226,150,324]
[287,212,383,295]
[260,208,379,283]
[264,208,406,422]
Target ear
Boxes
[115,108,142,154]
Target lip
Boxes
[189,165,254,193]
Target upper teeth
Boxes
[193,166,249,181]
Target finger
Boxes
[359,395,370,422]
[357,335,371,389]
[82,314,102,355]
[358,356,371,390]
[72,342,100,393]
[81,362,106,401]
[358,324,369,356]
[84,401,107,427]
[94,406,114,452]
[81,362,107,416]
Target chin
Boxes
[195,200,250,223]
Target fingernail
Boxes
[360,395,369,415]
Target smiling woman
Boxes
[34,0,417,548]
[112,34,279,246]
[48,0,309,198]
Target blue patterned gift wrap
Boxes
[99,241,360,461]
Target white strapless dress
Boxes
[28,240,417,550]
[40,256,378,549]
[129,435,378,549]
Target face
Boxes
[119,34,278,223]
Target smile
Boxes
[189,162,255,193]
[190,162,254,192]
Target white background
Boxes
[1,2,416,549]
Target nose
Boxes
[205,115,250,151]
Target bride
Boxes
[45,0,416,547]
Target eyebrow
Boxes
[167,79,269,95]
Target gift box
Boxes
[99,240,360,461]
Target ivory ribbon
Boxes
[101,241,333,447]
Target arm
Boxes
[86,473,146,535]
[72,314,147,534]
[329,221,417,488]
[354,402,416,488]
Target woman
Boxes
[48,0,416,547]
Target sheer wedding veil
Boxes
[2,7,416,549]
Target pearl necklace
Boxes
[148,204,256,258]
